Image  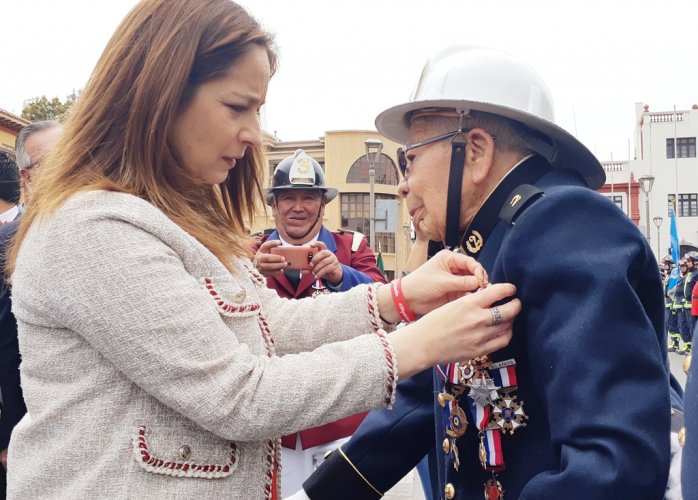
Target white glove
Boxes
[665,430,683,500]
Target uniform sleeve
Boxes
[502,189,671,499]
[12,215,397,443]
[304,368,435,499]
[0,224,25,450]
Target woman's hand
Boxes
[390,283,520,379]
[377,250,486,324]
[400,250,488,315]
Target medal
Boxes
[478,432,488,469]
[311,278,329,297]
[492,396,528,435]
[448,404,468,438]
[467,376,500,407]
[458,362,475,384]
[484,476,504,500]
[451,438,460,471]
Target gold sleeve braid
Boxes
[337,446,384,497]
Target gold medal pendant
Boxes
[448,404,468,438]
[478,432,487,469]
[451,438,460,471]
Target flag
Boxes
[376,241,385,278]
[668,208,681,291]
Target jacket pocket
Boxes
[200,276,261,318]
[133,425,238,479]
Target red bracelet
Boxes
[390,278,418,323]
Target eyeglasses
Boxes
[396,128,496,177]
[24,159,42,172]
[397,130,463,177]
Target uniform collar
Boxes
[459,155,552,259]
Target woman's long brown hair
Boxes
[6,0,276,275]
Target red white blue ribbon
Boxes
[489,359,517,389]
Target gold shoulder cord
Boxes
[337,446,383,497]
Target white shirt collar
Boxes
[0,205,19,223]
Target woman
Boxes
[4,0,520,498]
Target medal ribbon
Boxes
[489,359,517,389]
[466,395,504,468]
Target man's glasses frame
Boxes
[396,128,496,177]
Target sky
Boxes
[3,0,697,163]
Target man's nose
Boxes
[397,176,409,198]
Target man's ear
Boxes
[465,128,495,185]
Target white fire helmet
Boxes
[375,45,605,189]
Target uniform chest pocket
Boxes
[200,276,261,318]
[133,425,239,479]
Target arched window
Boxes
[346,153,399,185]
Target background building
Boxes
[602,103,698,258]
[0,108,29,156]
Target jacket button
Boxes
[235,290,246,303]
[444,483,456,499]
[178,445,192,460]
[679,427,686,448]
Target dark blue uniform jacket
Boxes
[305,156,681,500]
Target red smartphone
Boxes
[270,246,319,270]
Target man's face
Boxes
[272,188,325,244]
[397,117,464,242]
[21,126,62,194]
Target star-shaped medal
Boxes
[467,376,500,407]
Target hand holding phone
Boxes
[270,246,319,271]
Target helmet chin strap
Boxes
[445,112,468,249]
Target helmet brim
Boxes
[264,186,338,205]
[376,99,606,190]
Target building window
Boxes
[605,195,623,211]
[666,137,697,159]
[340,193,396,253]
[346,153,399,185]
[668,193,698,217]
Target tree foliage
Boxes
[21,91,79,122]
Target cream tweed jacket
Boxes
[7,191,397,500]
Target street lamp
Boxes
[364,139,383,251]
[638,174,655,242]
[653,216,663,257]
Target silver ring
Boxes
[490,306,503,326]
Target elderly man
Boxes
[253,148,386,497]
[0,121,61,488]
[301,46,681,499]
